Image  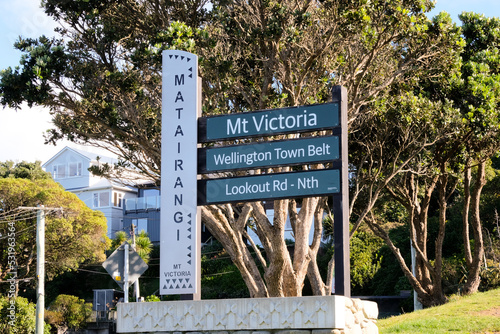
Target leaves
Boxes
[0,177,110,289]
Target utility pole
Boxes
[19,206,62,334]
[36,207,45,334]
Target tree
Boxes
[356,85,465,306]
[0,296,51,334]
[453,12,500,294]
[111,230,153,263]
[0,176,110,294]
[0,161,51,180]
[44,294,92,332]
[0,0,462,298]
[358,12,500,306]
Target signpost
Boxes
[160,50,350,298]
[102,241,148,302]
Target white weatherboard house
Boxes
[43,146,138,237]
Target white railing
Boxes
[125,196,161,211]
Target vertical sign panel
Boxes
[160,50,200,296]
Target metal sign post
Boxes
[332,85,350,297]
[102,241,149,301]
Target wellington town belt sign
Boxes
[198,136,340,173]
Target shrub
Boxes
[0,296,50,334]
[46,294,92,331]
[144,295,161,302]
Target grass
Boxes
[377,288,500,334]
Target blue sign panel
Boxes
[199,136,340,172]
[199,103,339,142]
[198,169,340,205]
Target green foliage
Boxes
[0,177,110,294]
[135,230,154,263]
[144,295,160,302]
[0,161,51,180]
[350,231,384,294]
[111,230,128,250]
[110,230,153,263]
[441,255,467,294]
[0,296,50,334]
[201,242,250,299]
[480,260,500,292]
[46,294,92,330]
[369,225,411,296]
[317,228,385,296]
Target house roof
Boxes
[66,178,137,193]
[42,146,118,167]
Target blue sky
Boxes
[0,0,499,162]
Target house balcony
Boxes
[124,196,160,212]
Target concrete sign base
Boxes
[117,296,346,333]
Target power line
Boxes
[0,208,63,226]
[0,208,25,219]
[76,268,109,275]
[0,210,39,224]
[0,223,36,240]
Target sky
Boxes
[0,0,499,164]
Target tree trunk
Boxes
[463,160,487,295]
[264,199,291,297]
[365,213,447,307]
[434,165,458,303]
[306,198,330,296]
[385,173,447,307]
[201,204,269,297]
[463,163,473,268]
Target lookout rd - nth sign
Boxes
[198,169,340,205]
[161,50,350,298]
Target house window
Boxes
[93,191,110,208]
[68,162,82,177]
[52,162,82,179]
[133,218,148,234]
[52,165,66,179]
[113,192,123,208]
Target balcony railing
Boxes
[124,196,160,211]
